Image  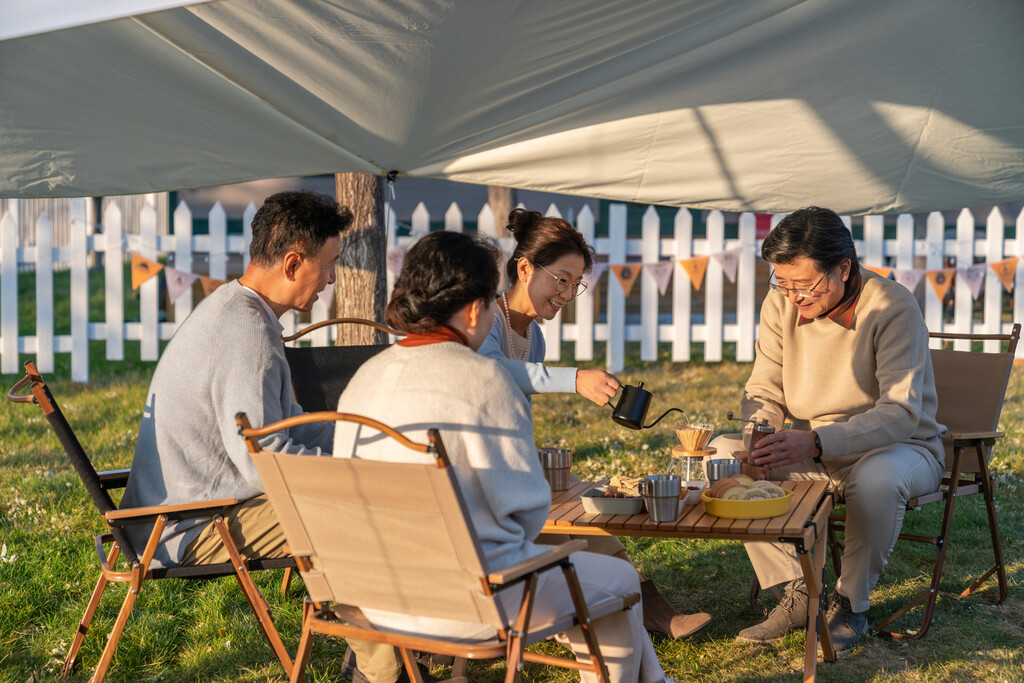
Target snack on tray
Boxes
[707,475,786,501]
[608,475,643,498]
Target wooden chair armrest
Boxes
[104,498,240,523]
[97,468,132,489]
[949,430,1004,442]
[487,539,588,585]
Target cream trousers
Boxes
[709,433,943,613]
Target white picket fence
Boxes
[2,196,1023,382]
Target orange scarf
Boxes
[396,325,470,348]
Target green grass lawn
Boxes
[0,340,1021,682]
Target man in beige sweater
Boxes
[710,207,945,655]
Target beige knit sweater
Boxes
[742,267,945,470]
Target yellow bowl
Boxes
[700,488,793,519]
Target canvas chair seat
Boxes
[6,361,295,683]
[236,410,640,683]
[748,325,1019,638]
[283,317,401,413]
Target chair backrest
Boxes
[7,361,140,564]
[238,412,508,630]
[283,318,402,413]
[929,324,1019,473]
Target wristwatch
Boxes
[812,432,823,464]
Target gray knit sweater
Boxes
[121,280,333,567]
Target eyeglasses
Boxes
[768,269,829,298]
[535,262,588,297]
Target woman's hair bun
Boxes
[506,208,542,242]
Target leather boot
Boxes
[736,578,808,643]
[640,579,712,639]
[825,592,869,657]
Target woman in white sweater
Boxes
[334,231,671,683]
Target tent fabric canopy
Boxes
[3,0,1024,214]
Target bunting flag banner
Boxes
[925,268,956,300]
[957,263,986,299]
[711,246,742,283]
[679,256,709,291]
[200,276,227,296]
[991,256,1019,293]
[863,265,893,278]
[644,261,674,295]
[584,262,608,290]
[130,253,163,290]
[610,264,641,297]
[893,268,924,293]
[386,245,406,275]
[315,279,335,309]
[164,266,199,304]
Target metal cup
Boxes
[705,458,743,485]
[537,448,572,491]
[639,474,681,522]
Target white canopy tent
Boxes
[2,0,1023,214]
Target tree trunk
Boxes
[487,185,516,237]
[334,172,386,345]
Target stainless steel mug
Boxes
[537,448,572,491]
[639,474,681,522]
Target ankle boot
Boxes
[736,578,808,643]
[640,579,712,639]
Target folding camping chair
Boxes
[827,323,1018,639]
[236,411,640,683]
[283,318,402,412]
[7,361,295,682]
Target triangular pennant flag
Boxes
[893,269,924,293]
[679,256,709,291]
[711,246,742,283]
[991,257,1019,293]
[386,245,407,275]
[199,276,227,296]
[957,263,986,299]
[644,261,674,295]
[584,262,608,290]
[316,279,336,309]
[925,268,956,300]
[610,264,641,297]
[131,253,164,290]
[863,265,893,278]
[164,266,198,304]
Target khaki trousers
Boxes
[709,433,943,613]
[182,495,402,683]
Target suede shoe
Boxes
[825,592,868,656]
[736,578,808,643]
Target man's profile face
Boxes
[290,236,341,312]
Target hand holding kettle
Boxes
[576,369,620,406]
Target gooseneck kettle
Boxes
[609,382,687,430]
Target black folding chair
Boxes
[7,361,296,682]
[283,318,402,412]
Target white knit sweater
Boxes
[334,341,551,638]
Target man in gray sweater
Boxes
[121,190,349,568]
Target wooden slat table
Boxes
[543,479,836,682]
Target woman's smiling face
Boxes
[525,253,586,320]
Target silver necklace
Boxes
[501,292,532,361]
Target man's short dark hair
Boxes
[249,191,354,267]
